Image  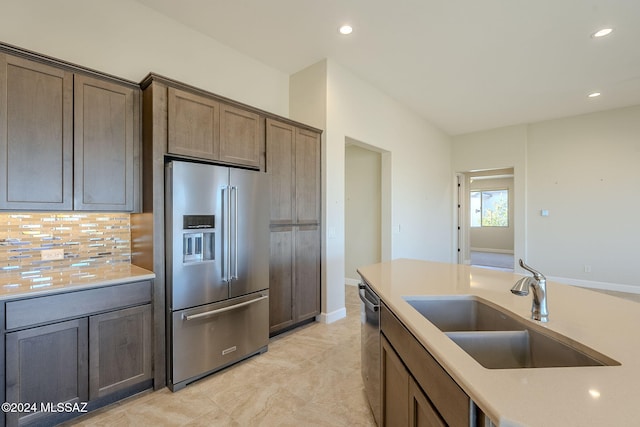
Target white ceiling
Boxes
[136,0,640,135]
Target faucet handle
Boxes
[518,259,545,281]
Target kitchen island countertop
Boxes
[357,259,638,427]
[0,263,155,301]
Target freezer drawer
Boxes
[170,290,269,389]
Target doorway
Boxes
[458,168,515,271]
[344,140,384,284]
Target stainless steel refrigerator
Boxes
[165,160,270,391]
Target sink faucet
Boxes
[511,259,548,322]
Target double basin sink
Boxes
[404,296,619,369]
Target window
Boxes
[470,189,508,227]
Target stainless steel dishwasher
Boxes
[359,278,381,425]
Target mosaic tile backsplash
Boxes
[0,213,131,279]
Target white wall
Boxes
[454,106,640,291]
[289,60,327,131]
[327,61,453,260]
[292,60,453,321]
[0,0,290,116]
[527,106,640,288]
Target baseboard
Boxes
[470,248,514,254]
[318,307,347,324]
[549,275,640,295]
[345,277,360,286]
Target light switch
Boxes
[540,209,549,217]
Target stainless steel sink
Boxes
[403,296,620,369]
[404,295,523,332]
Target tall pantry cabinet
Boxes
[266,119,321,335]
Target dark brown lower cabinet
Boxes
[269,226,295,331]
[381,335,446,427]
[381,302,488,427]
[3,281,153,427]
[293,225,321,321]
[409,377,446,427]
[89,304,152,399]
[5,319,89,427]
[269,225,320,335]
[381,335,409,426]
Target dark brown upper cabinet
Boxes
[0,50,140,212]
[167,86,263,169]
[266,119,321,225]
[0,54,74,210]
[167,87,220,160]
[294,127,321,224]
[219,103,261,168]
[74,75,137,211]
[266,119,295,224]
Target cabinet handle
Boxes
[182,295,268,321]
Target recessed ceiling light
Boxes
[591,28,613,38]
[588,92,601,98]
[339,25,353,35]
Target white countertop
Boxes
[0,263,155,301]
[357,259,638,427]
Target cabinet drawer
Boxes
[381,302,470,427]
[6,280,152,330]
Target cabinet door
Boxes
[294,225,320,321]
[266,118,295,225]
[295,127,321,224]
[5,319,89,426]
[219,103,262,168]
[381,335,409,426]
[266,119,321,225]
[269,226,295,333]
[0,53,73,210]
[74,75,137,211]
[89,304,152,399]
[409,377,446,427]
[167,87,219,160]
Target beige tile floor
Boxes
[64,285,376,426]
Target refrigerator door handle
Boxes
[232,185,239,280]
[223,185,231,282]
[181,294,268,321]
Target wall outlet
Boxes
[584,265,592,273]
[41,248,64,261]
